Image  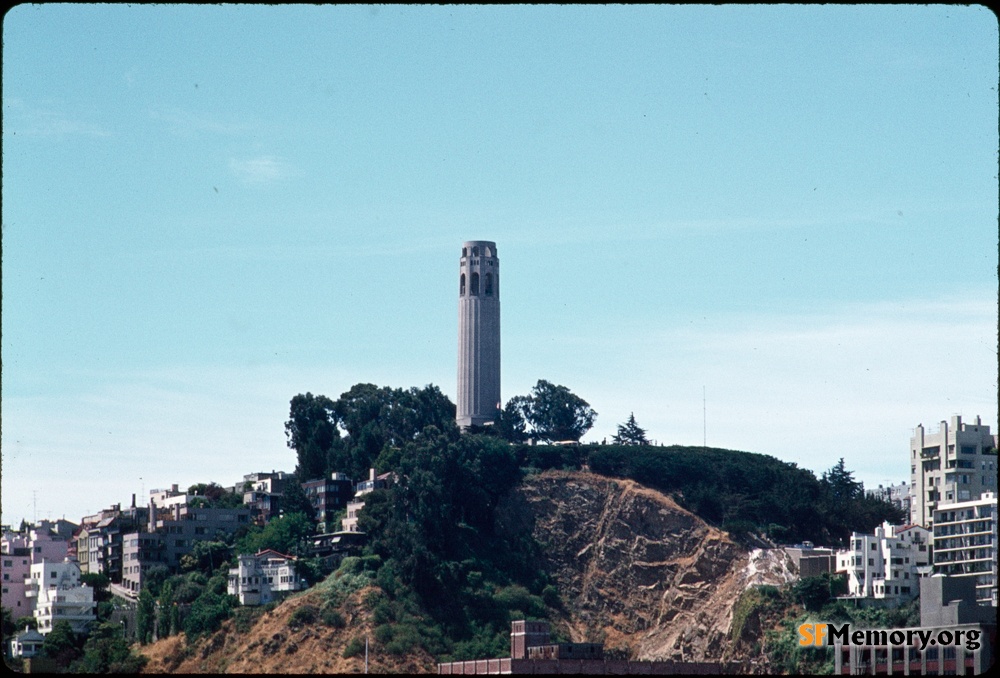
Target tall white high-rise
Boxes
[456,240,500,428]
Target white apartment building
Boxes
[835,522,931,605]
[26,560,96,635]
[227,550,302,606]
[909,415,997,528]
[932,491,997,607]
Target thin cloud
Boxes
[150,108,253,137]
[6,99,110,138]
[229,155,295,184]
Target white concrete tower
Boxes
[457,240,501,428]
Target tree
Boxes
[280,475,316,522]
[821,458,863,501]
[136,589,155,645]
[517,380,597,442]
[236,512,315,557]
[41,620,83,666]
[612,413,649,446]
[285,392,340,481]
[180,540,231,574]
[494,397,529,443]
[71,620,147,673]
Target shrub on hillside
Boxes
[288,604,318,629]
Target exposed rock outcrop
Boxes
[498,470,751,663]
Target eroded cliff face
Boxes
[497,470,752,662]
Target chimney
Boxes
[369,468,376,482]
[131,494,136,509]
[171,484,178,494]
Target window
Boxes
[470,272,479,295]
[484,273,493,296]
[462,247,467,257]
[472,246,479,256]
[459,273,465,296]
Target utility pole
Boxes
[365,635,369,673]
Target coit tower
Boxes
[457,240,501,428]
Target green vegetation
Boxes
[612,412,649,446]
[342,636,366,658]
[500,380,597,443]
[288,604,318,629]
[589,446,903,545]
[70,621,148,674]
[284,384,458,482]
[733,577,921,674]
[186,482,244,509]
[235,512,314,557]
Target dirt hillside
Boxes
[139,585,436,674]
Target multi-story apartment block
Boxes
[83,502,148,583]
[910,415,998,528]
[148,484,194,510]
[240,471,293,525]
[241,471,292,495]
[341,469,391,533]
[226,550,303,605]
[26,560,96,635]
[73,525,92,575]
[119,501,251,596]
[835,522,931,605]
[932,491,997,607]
[2,532,34,616]
[302,472,355,532]
[2,520,77,616]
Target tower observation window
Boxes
[470,272,479,295]
[484,273,493,296]
[473,246,479,256]
[460,273,466,296]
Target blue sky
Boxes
[3,4,997,525]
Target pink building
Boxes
[2,520,76,618]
